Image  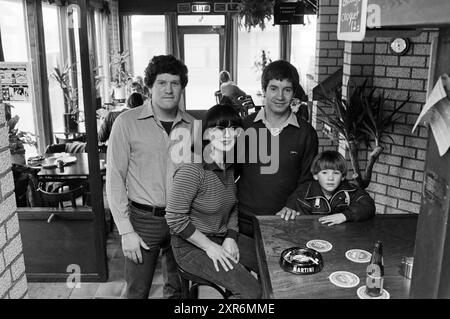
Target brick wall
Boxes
[314,1,437,215]
[366,30,437,214]
[0,103,28,299]
[314,0,345,152]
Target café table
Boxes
[253,214,418,299]
[37,152,106,182]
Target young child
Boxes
[292,150,375,226]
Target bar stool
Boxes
[177,266,232,299]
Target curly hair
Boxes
[144,55,188,88]
[261,60,304,98]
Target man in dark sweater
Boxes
[237,60,318,237]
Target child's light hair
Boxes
[311,150,348,176]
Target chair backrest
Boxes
[65,141,87,153]
[55,134,86,144]
[45,142,87,154]
[37,183,85,208]
[45,143,66,154]
[12,164,40,207]
[237,95,255,117]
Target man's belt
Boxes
[130,201,166,217]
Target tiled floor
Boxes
[27,226,223,299]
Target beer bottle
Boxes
[365,240,384,297]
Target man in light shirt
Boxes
[106,55,195,299]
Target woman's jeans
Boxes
[124,205,181,299]
[171,235,261,299]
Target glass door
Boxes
[179,26,224,110]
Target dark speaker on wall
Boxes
[274,1,316,25]
[274,1,304,25]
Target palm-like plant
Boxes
[110,51,132,88]
[50,63,78,115]
[315,80,410,189]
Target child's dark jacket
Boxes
[293,180,375,222]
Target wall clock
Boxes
[389,38,410,55]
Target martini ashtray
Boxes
[279,247,324,275]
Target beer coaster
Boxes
[329,271,360,288]
[357,285,390,299]
[306,239,332,252]
[345,249,372,263]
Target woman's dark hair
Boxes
[261,60,304,98]
[144,55,188,88]
[203,103,243,133]
[311,150,348,177]
[192,104,243,156]
[126,92,144,109]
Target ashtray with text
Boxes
[279,247,324,275]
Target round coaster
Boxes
[329,271,360,288]
[357,285,390,299]
[345,249,372,263]
[306,239,332,252]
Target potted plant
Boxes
[110,50,132,102]
[238,0,274,31]
[315,80,410,189]
[4,102,38,165]
[253,49,272,103]
[50,63,79,133]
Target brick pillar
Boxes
[314,0,345,152]
[0,103,28,299]
[342,38,375,97]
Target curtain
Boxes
[223,13,238,81]
[122,15,133,74]
[0,27,4,62]
[165,12,180,59]
[279,24,292,61]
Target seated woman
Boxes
[165,104,261,299]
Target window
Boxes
[94,9,110,104]
[42,2,64,133]
[0,0,37,156]
[130,15,166,78]
[237,18,279,105]
[290,15,317,97]
[0,0,28,61]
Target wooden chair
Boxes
[237,95,255,117]
[177,266,232,299]
[37,182,86,209]
[45,142,86,154]
[54,133,86,144]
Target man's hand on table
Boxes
[318,213,346,226]
[121,231,150,264]
[276,206,300,221]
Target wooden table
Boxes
[37,153,106,181]
[254,214,418,299]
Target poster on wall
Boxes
[0,62,31,102]
[337,0,368,41]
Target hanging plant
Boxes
[238,0,274,31]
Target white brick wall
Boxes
[0,103,28,299]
